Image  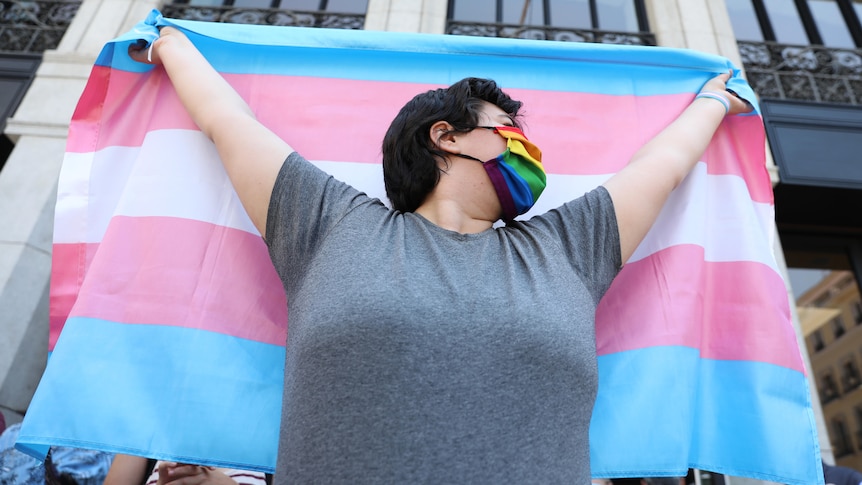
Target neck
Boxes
[415,201,495,234]
[412,155,502,233]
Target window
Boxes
[842,358,862,391]
[727,0,862,47]
[822,372,841,403]
[447,0,649,32]
[163,0,367,27]
[764,0,810,44]
[446,0,652,44]
[812,329,826,352]
[727,0,764,40]
[172,0,367,13]
[833,416,855,457]
[595,0,641,32]
[834,316,848,339]
[809,0,855,47]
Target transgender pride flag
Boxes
[18,9,823,484]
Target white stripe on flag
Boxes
[56,130,776,270]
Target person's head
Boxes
[382,77,523,213]
[44,448,79,485]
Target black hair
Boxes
[44,448,79,485]
[381,77,522,212]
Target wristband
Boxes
[695,91,730,114]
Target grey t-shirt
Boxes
[266,152,621,484]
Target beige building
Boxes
[5,0,862,483]
[801,271,862,470]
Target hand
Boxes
[128,26,185,65]
[699,71,754,116]
[156,462,238,485]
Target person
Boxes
[0,422,114,485]
[104,453,268,485]
[129,24,751,484]
[823,460,862,485]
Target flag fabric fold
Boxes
[19,9,823,484]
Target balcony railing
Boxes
[161,4,365,29]
[446,20,656,46]
[738,41,862,105]
[0,0,80,53]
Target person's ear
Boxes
[429,121,460,155]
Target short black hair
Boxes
[381,77,522,212]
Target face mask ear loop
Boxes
[454,153,486,163]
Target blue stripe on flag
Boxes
[590,346,822,485]
[98,10,757,102]
[17,317,284,472]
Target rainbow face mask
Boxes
[461,126,547,221]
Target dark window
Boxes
[812,329,825,352]
[0,135,12,174]
[822,373,841,403]
[843,359,862,391]
[727,0,862,47]
[0,54,40,172]
[835,316,847,339]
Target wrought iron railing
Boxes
[161,4,365,29]
[0,0,80,53]
[446,20,656,46]
[738,40,862,105]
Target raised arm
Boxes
[129,27,293,238]
[104,453,150,485]
[602,72,753,263]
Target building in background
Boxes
[801,270,862,471]
[2,0,861,482]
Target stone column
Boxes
[0,0,160,427]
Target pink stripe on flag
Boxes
[66,66,111,154]
[596,244,802,373]
[703,116,773,204]
[65,216,287,346]
[50,242,99,351]
[66,70,770,201]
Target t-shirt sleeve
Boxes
[264,151,370,290]
[523,186,622,304]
